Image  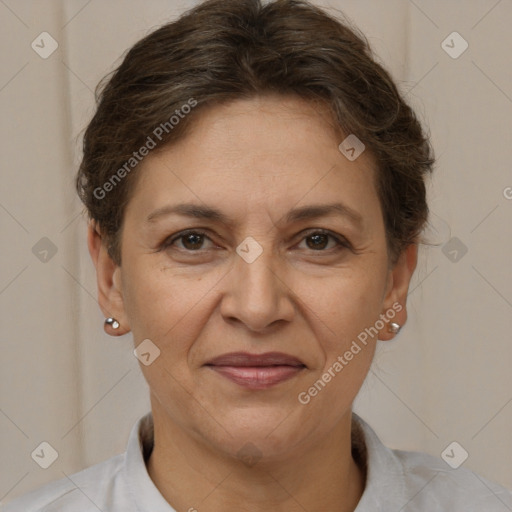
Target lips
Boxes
[205,352,306,390]
[205,351,306,368]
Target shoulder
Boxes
[352,414,512,511]
[394,447,512,510]
[2,412,154,512]
[1,454,126,512]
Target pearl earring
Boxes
[388,322,401,334]
[105,317,120,330]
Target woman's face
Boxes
[91,94,416,461]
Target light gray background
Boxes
[1,0,511,506]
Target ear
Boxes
[87,220,130,335]
[378,243,418,341]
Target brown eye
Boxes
[305,233,329,250]
[162,230,213,251]
[298,230,349,252]
[180,232,206,250]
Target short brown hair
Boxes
[76,0,435,266]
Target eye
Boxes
[162,229,214,251]
[296,229,350,252]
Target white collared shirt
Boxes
[3,411,511,511]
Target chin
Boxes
[205,410,307,460]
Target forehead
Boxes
[125,95,380,227]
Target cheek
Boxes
[122,261,221,349]
[294,272,383,419]
[296,265,387,350]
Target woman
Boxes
[4,0,511,510]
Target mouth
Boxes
[204,351,306,390]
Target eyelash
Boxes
[160,228,352,254]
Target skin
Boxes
[88,94,418,512]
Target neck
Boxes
[145,404,366,512]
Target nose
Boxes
[220,247,295,332]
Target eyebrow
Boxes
[145,202,364,228]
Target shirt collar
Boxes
[123,410,406,512]
[351,412,407,510]
[123,411,174,512]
